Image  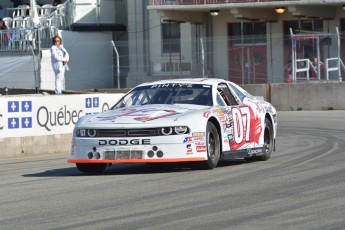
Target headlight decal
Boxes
[175,126,188,134]
[76,126,190,138]
[161,127,173,135]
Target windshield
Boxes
[113,83,213,109]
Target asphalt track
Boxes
[0,111,345,230]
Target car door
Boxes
[216,83,254,151]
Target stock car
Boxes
[68,78,277,173]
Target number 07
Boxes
[232,107,251,144]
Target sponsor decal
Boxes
[186,144,193,154]
[186,144,193,153]
[215,109,225,119]
[133,110,179,122]
[183,137,193,143]
[248,148,263,155]
[228,134,233,142]
[151,83,192,88]
[203,112,210,118]
[193,136,205,141]
[195,141,206,146]
[196,146,207,152]
[99,139,151,146]
[192,132,205,137]
[97,108,179,122]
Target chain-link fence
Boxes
[113,32,345,88]
[2,31,344,90]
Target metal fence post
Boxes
[336,27,342,82]
[111,40,120,89]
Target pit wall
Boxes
[241,82,345,111]
[0,82,344,158]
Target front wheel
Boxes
[196,122,220,170]
[76,163,107,174]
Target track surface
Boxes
[1,111,345,230]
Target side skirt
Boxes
[221,147,265,160]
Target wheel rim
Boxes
[208,131,216,160]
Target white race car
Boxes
[68,78,277,173]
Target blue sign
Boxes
[93,97,99,108]
[21,117,32,128]
[21,101,32,112]
[85,98,92,108]
[8,118,19,129]
[8,101,19,113]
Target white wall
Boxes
[0,55,36,89]
[212,11,235,79]
[61,30,114,90]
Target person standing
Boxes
[50,35,69,95]
[284,61,293,83]
[0,18,10,48]
[310,57,324,80]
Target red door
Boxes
[227,23,268,84]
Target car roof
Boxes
[137,78,227,87]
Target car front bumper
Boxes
[68,136,207,164]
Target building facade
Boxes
[124,0,345,87]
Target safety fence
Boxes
[149,0,297,6]
[1,32,345,89]
[112,32,345,88]
[0,27,57,51]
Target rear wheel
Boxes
[196,122,220,170]
[76,163,107,174]
[258,118,273,161]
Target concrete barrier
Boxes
[241,82,345,111]
[270,82,345,111]
[241,84,270,102]
[0,134,72,158]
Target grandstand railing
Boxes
[1,2,68,51]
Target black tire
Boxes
[197,122,220,170]
[76,163,107,174]
[258,118,273,161]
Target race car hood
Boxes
[82,104,207,125]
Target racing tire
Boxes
[196,122,220,170]
[76,163,107,174]
[258,118,273,161]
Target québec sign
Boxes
[0,94,123,138]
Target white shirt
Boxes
[51,44,69,73]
